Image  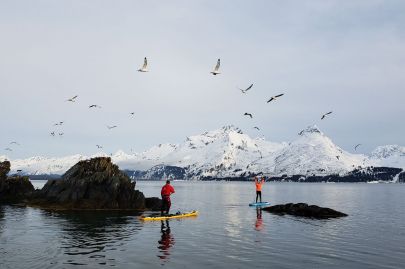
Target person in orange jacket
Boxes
[161,180,175,216]
[255,176,265,203]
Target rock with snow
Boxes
[0,161,35,204]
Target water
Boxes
[1,181,404,269]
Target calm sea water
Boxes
[1,181,404,269]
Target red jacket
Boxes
[161,184,175,197]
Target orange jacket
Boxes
[255,179,264,191]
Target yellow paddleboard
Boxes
[141,210,198,221]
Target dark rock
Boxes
[0,161,10,180]
[31,157,146,210]
[262,203,348,219]
[145,197,162,211]
[0,174,35,204]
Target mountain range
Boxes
[1,125,404,181]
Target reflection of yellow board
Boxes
[141,210,198,221]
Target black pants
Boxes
[256,191,262,203]
[161,197,171,215]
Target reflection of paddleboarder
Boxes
[255,208,264,231]
[158,220,175,260]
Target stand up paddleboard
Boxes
[249,202,270,207]
[140,210,198,221]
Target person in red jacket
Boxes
[161,180,175,216]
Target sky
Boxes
[1,0,404,159]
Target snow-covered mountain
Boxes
[1,125,404,179]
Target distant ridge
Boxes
[2,125,404,180]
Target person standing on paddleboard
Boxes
[255,176,265,203]
[161,180,175,216]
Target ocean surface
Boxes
[1,181,404,269]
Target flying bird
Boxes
[89,105,101,109]
[58,133,64,136]
[50,132,55,136]
[267,94,284,103]
[298,130,305,136]
[54,121,64,126]
[253,127,260,131]
[130,112,135,116]
[66,95,78,102]
[244,113,253,119]
[239,84,253,93]
[16,169,22,173]
[10,141,20,145]
[354,144,362,151]
[137,57,148,72]
[96,145,103,149]
[210,59,221,75]
[107,125,117,129]
[336,156,340,160]
[4,148,12,151]
[321,111,333,120]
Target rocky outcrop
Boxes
[262,203,348,219]
[31,157,146,210]
[0,161,10,180]
[0,161,35,203]
[145,197,162,211]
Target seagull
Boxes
[89,104,102,109]
[137,57,148,72]
[239,84,253,93]
[244,112,253,119]
[16,169,22,173]
[107,125,117,129]
[321,111,333,120]
[354,144,362,151]
[66,95,78,102]
[4,148,12,151]
[267,94,284,103]
[54,121,64,126]
[336,156,340,160]
[96,145,103,149]
[50,132,55,136]
[58,133,64,136]
[130,112,135,116]
[210,59,221,75]
[298,130,305,136]
[253,127,260,131]
[10,141,20,145]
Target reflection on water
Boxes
[158,220,175,262]
[42,210,143,267]
[255,208,264,231]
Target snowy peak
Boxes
[298,125,323,136]
[371,145,405,159]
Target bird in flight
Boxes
[10,141,20,145]
[96,145,103,149]
[107,125,117,129]
[4,148,12,151]
[354,144,362,151]
[267,94,284,103]
[210,59,221,75]
[336,156,340,160]
[244,113,253,119]
[239,84,253,94]
[138,57,148,72]
[298,130,305,136]
[130,112,135,116]
[66,95,78,102]
[89,105,101,109]
[321,111,333,120]
[58,133,64,136]
[50,132,55,136]
[253,126,260,131]
[54,121,64,126]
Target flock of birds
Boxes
[3,57,363,160]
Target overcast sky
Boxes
[1,0,404,159]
